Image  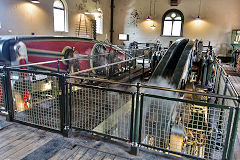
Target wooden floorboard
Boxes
[92,151,107,160]
[223,64,240,160]
[68,147,89,160]
[0,131,40,159]
[7,136,51,160]
[103,154,116,160]
[0,117,191,160]
[80,148,98,160]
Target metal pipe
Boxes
[110,0,114,43]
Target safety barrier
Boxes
[138,92,233,160]
[0,58,239,160]
[70,83,135,142]
[213,61,240,160]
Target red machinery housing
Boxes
[0,36,130,74]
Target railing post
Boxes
[222,107,234,160]
[217,67,223,95]
[106,64,109,80]
[138,94,144,144]
[130,83,140,155]
[213,63,219,90]
[125,54,127,71]
[3,67,14,121]
[227,101,240,160]
[142,57,144,79]
[88,55,90,77]
[129,93,135,143]
[222,75,229,105]
[57,59,60,73]
[202,58,208,86]
[128,60,131,81]
[59,74,72,137]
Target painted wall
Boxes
[113,0,240,56]
[0,0,111,41]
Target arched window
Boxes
[53,0,68,32]
[162,9,184,37]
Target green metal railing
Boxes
[1,58,239,160]
[213,61,240,160]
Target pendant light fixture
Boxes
[150,23,156,30]
[146,0,152,21]
[31,0,40,3]
[196,0,202,19]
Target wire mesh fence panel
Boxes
[10,71,61,130]
[139,94,232,160]
[71,85,134,141]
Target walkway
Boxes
[222,64,240,160]
[0,115,183,160]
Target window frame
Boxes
[53,0,68,32]
[161,9,184,37]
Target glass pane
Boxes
[170,12,177,18]
[54,9,65,32]
[94,13,103,34]
[165,17,172,20]
[53,0,64,9]
[172,21,182,36]
[163,21,172,36]
[174,16,181,20]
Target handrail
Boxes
[68,75,136,87]
[67,75,239,101]
[216,59,239,97]
[5,53,112,69]
[141,84,239,101]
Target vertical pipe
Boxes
[110,0,114,43]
